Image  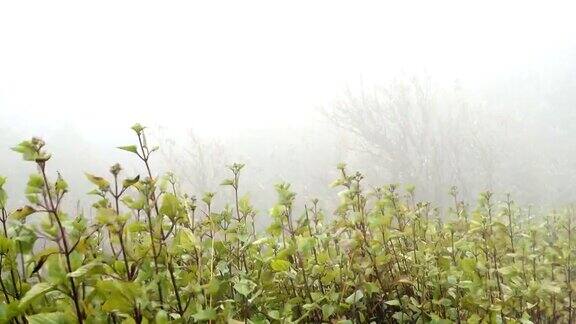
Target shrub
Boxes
[0,124,572,323]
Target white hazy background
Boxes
[1,1,576,211]
[2,1,574,133]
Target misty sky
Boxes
[1,1,574,139]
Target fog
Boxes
[1,1,576,214]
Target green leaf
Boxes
[202,192,215,206]
[122,175,140,188]
[296,236,315,253]
[31,248,59,276]
[55,175,68,192]
[10,206,36,220]
[25,174,44,204]
[26,312,70,324]
[160,193,182,219]
[102,294,132,313]
[322,304,336,319]
[96,208,116,225]
[460,258,477,276]
[13,226,37,253]
[85,173,110,190]
[467,314,481,324]
[0,236,14,254]
[0,177,7,209]
[12,141,38,161]
[19,283,54,310]
[345,290,364,304]
[177,227,199,250]
[368,213,393,228]
[46,255,67,285]
[393,312,409,322]
[385,299,401,306]
[336,320,353,324]
[155,310,169,324]
[204,277,221,296]
[68,261,102,278]
[27,174,45,189]
[271,259,291,272]
[228,319,244,324]
[220,179,234,186]
[0,301,19,323]
[0,188,6,209]
[193,308,217,321]
[234,279,256,297]
[118,145,139,154]
[251,237,270,246]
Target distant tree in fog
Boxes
[325,76,518,203]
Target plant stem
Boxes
[39,164,84,323]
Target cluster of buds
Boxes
[110,163,122,177]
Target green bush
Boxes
[0,124,573,323]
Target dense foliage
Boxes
[0,125,573,323]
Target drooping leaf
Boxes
[19,283,54,310]
[122,175,140,188]
[12,140,39,161]
[10,206,36,220]
[31,247,59,276]
[68,261,103,278]
[85,173,110,190]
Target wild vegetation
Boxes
[0,124,573,323]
